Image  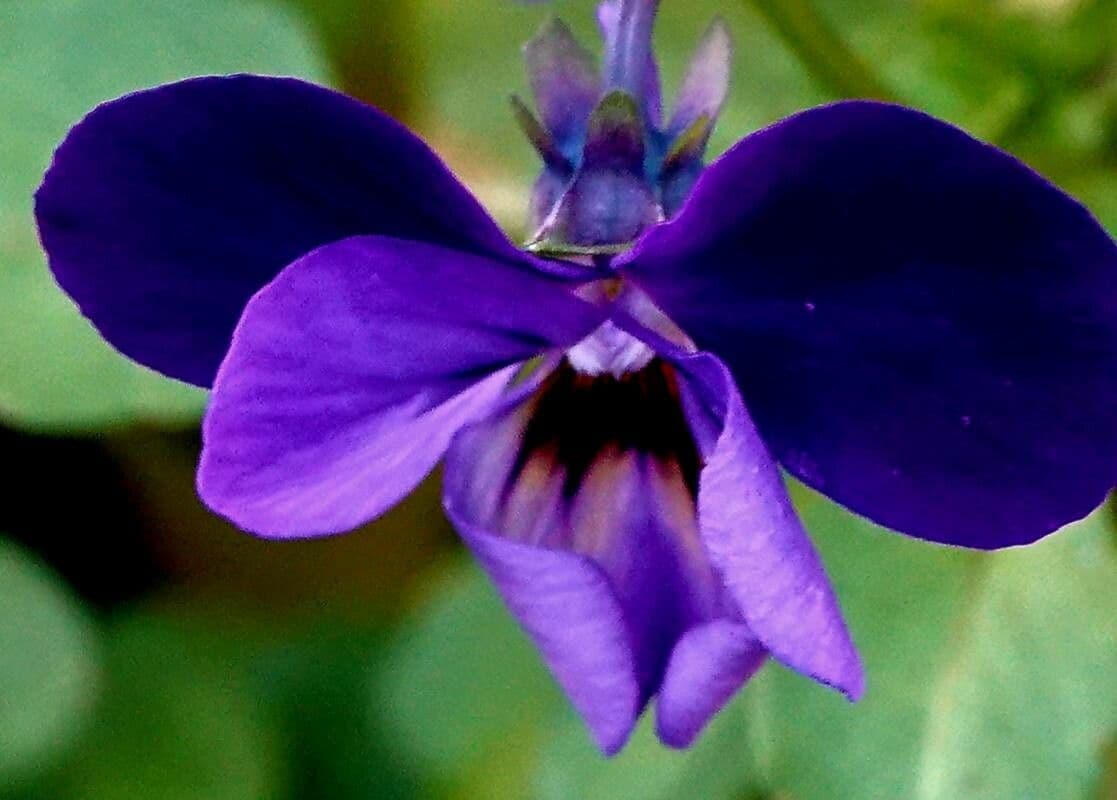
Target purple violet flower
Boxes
[33,0,1117,755]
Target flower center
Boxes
[513,358,701,501]
[566,320,656,378]
[567,280,696,378]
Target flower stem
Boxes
[742,0,895,101]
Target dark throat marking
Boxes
[509,358,703,501]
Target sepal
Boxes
[528,91,662,252]
[523,17,600,153]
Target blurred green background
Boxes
[1,0,1116,798]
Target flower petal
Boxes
[675,352,864,701]
[35,75,526,387]
[198,235,603,538]
[623,100,1117,549]
[444,401,645,754]
[448,509,641,756]
[444,362,738,753]
[656,620,766,749]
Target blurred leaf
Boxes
[804,1,1030,143]
[532,494,1117,800]
[8,596,421,800]
[742,0,895,100]
[259,625,421,800]
[283,0,416,116]
[45,611,286,800]
[1098,734,1117,800]
[923,0,1111,90]
[913,513,1117,799]
[0,0,328,432]
[105,429,455,616]
[1069,174,1117,235]
[111,603,422,800]
[370,559,565,792]
[0,539,99,787]
[798,0,1115,176]
[536,693,770,800]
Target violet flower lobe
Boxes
[33,0,1117,755]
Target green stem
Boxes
[743,0,896,101]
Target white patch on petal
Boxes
[566,320,656,377]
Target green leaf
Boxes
[0,539,100,787]
[1098,733,1117,800]
[370,559,565,789]
[1069,174,1117,236]
[0,0,329,432]
[741,0,895,101]
[251,622,422,800]
[536,696,770,800]
[44,611,286,800]
[913,514,1117,799]
[8,598,419,800]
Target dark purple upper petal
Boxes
[198,235,603,537]
[35,75,538,387]
[622,100,1117,549]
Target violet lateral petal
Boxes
[198,235,604,538]
[35,75,545,387]
[674,352,864,701]
[656,620,766,749]
[444,402,647,755]
[622,100,1117,549]
[444,381,752,753]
